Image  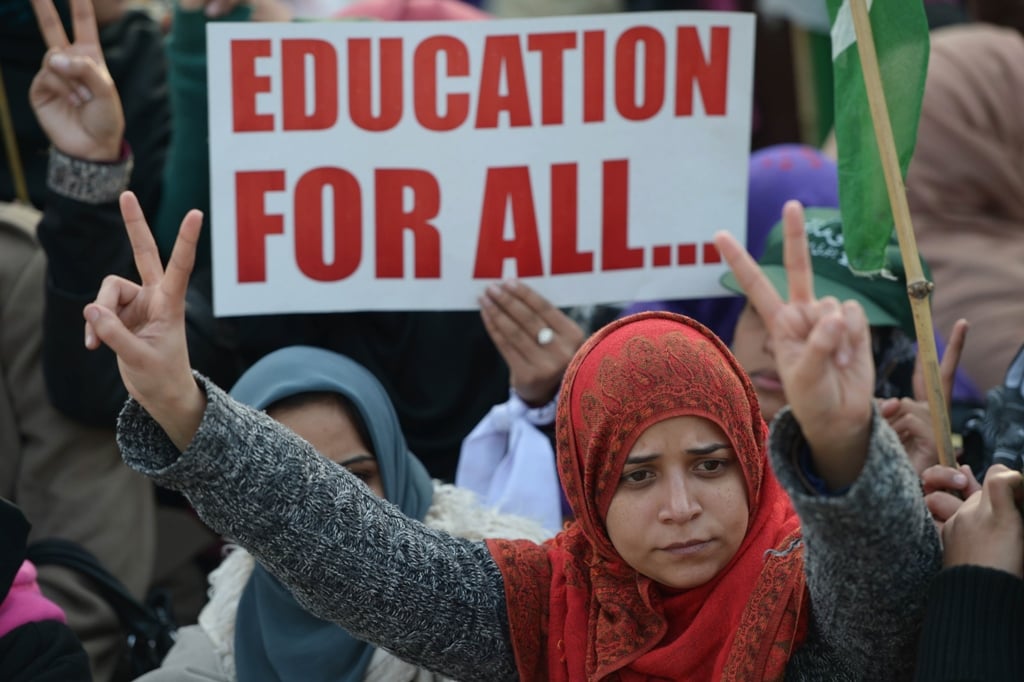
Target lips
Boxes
[660,540,712,557]
[749,371,783,393]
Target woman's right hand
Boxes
[922,463,982,529]
[29,0,124,162]
[84,192,206,451]
[941,464,1024,578]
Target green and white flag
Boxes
[826,0,929,273]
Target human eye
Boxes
[344,462,378,484]
[694,459,728,475]
[620,468,654,486]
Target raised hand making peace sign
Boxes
[28,0,124,162]
[714,200,875,490]
[84,192,205,450]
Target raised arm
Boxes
[715,200,874,489]
[86,195,519,681]
[716,201,941,680]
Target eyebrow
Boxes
[338,454,375,468]
[624,442,731,464]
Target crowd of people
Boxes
[1,0,1022,680]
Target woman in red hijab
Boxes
[94,198,939,681]
[492,311,805,680]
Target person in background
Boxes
[916,461,1024,681]
[457,282,585,533]
[1,22,158,670]
[721,208,966,475]
[0,0,167,216]
[906,23,1024,395]
[621,143,839,347]
[138,345,549,682]
[0,498,92,682]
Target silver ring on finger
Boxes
[536,326,555,346]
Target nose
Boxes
[657,471,702,523]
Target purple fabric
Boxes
[621,144,839,347]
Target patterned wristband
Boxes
[46,143,134,204]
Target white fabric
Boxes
[455,392,563,533]
[831,0,875,60]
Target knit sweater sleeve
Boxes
[116,374,519,682]
[913,565,1024,682]
[768,408,942,681]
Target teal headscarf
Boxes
[231,346,432,682]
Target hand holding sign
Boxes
[479,281,585,407]
[714,200,875,491]
[84,192,205,451]
[28,0,124,161]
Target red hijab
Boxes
[487,312,808,681]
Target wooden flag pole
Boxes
[0,66,31,205]
[848,0,956,468]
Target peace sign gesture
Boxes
[714,200,875,490]
[29,0,124,161]
[84,192,205,451]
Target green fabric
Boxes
[155,5,251,268]
[825,0,928,274]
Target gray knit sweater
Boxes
[117,375,940,681]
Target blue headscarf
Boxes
[231,346,432,682]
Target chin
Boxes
[651,567,717,591]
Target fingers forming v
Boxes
[163,209,203,302]
[940,319,968,400]
[782,200,815,305]
[30,0,70,49]
[119,192,164,287]
[69,0,99,47]
[713,230,783,329]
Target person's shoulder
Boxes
[0,201,40,241]
[0,202,41,269]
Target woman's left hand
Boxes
[479,281,584,407]
[28,0,124,162]
[715,200,874,490]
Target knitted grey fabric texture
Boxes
[117,376,939,681]
[47,147,133,204]
[771,407,942,681]
[118,375,518,682]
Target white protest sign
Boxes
[207,11,755,315]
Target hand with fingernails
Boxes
[478,281,585,408]
[715,200,875,491]
[879,319,969,475]
[84,192,205,452]
[922,463,983,531]
[941,464,1024,578]
[28,0,124,162]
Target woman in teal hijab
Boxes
[231,345,433,682]
[137,345,548,682]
